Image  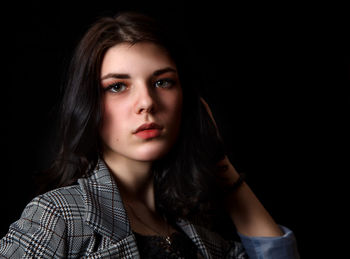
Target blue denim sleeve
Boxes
[237,225,300,259]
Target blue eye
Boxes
[105,82,127,93]
[154,79,175,88]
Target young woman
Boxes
[0,12,300,258]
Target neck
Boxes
[102,152,156,211]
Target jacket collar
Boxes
[78,158,211,258]
[78,158,132,243]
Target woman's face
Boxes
[99,42,183,162]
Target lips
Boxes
[133,122,163,134]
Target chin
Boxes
[134,143,172,161]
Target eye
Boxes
[104,82,127,93]
[154,79,175,88]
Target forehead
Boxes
[101,42,176,76]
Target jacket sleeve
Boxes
[0,195,67,258]
[237,225,300,259]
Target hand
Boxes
[216,156,241,187]
[200,97,240,187]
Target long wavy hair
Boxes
[37,11,228,223]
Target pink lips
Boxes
[134,122,163,140]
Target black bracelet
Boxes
[225,173,245,193]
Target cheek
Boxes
[169,91,183,118]
[100,102,125,142]
[163,91,183,131]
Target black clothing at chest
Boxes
[133,229,205,259]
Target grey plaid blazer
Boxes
[0,159,247,258]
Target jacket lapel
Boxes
[78,158,132,244]
[176,219,211,259]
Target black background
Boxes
[1,1,349,258]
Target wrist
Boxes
[216,156,240,184]
[224,173,245,193]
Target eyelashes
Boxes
[104,82,127,93]
[154,78,176,89]
[103,78,177,94]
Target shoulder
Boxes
[36,184,85,217]
[0,185,93,258]
[18,184,87,235]
[23,184,86,225]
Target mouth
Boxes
[133,122,163,133]
[133,122,164,140]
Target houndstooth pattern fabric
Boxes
[0,159,247,258]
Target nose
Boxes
[134,83,156,115]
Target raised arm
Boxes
[200,97,282,236]
[200,97,300,259]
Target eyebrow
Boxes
[101,67,177,80]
